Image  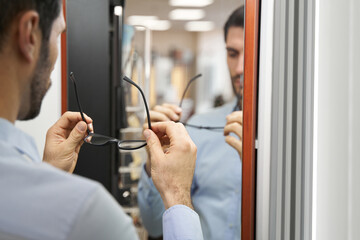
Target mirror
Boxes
[121,1,245,239]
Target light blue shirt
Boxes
[138,100,242,240]
[0,118,203,240]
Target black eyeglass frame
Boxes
[69,72,152,150]
[179,74,240,131]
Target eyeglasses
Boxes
[69,72,151,150]
[179,74,240,131]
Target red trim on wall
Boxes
[61,0,67,114]
[242,0,260,239]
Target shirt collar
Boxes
[224,98,240,113]
[0,118,41,163]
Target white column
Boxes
[314,0,360,239]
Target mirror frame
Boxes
[61,0,261,238]
[242,0,260,239]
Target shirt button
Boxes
[229,224,233,228]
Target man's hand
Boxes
[144,103,182,127]
[224,111,243,157]
[143,122,197,210]
[144,104,182,176]
[43,111,93,173]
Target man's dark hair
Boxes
[224,6,244,42]
[0,0,61,51]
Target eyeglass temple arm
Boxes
[69,72,90,134]
[184,123,223,130]
[122,76,152,130]
[179,73,202,109]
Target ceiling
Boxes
[124,0,244,31]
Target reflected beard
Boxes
[22,42,52,120]
[231,74,243,100]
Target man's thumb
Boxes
[143,129,163,161]
[67,121,87,148]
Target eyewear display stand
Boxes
[118,25,152,240]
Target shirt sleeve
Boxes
[137,163,165,237]
[163,205,204,240]
[67,185,139,240]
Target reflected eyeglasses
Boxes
[179,74,240,131]
[70,72,151,150]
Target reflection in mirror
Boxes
[122,1,245,239]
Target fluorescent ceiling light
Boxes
[127,15,158,25]
[145,20,171,31]
[169,0,214,7]
[169,9,205,21]
[185,21,215,32]
[114,6,123,16]
[128,16,171,31]
[134,26,146,31]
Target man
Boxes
[138,6,244,240]
[0,1,203,239]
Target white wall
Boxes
[15,42,62,157]
[315,0,360,239]
[196,30,233,113]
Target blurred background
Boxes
[124,0,243,120]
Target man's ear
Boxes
[17,11,40,63]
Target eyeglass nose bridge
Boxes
[118,140,147,150]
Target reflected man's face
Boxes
[226,26,244,97]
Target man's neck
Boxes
[0,88,20,124]
[0,58,21,124]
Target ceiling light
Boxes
[185,21,215,32]
[169,9,205,21]
[128,17,171,31]
[127,15,159,25]
[169,0,214,7]
[134,26,146,31]
[114,6,123,16]
[145,20,171,31]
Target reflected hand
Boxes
[43,111,93,173]
[143,122,197,210]
[224,111,243,157]
[143,103,182,176]
[144,103,182,129]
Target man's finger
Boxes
[149,111,171,122]
[56,111,93,131]
[224,122,242,140]
[226,111,243,124]
[151,122,189,144]
[225,135,242,155]
[65,121,87,150]
[153,105,180,121]
[143,129,164,163]
[162,103,183,114]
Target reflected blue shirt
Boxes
[138,100,242,240]
[0,118,203,240]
